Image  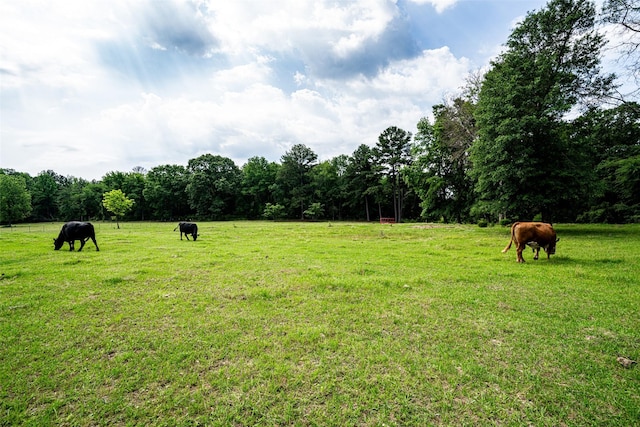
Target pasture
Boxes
[1,221,639,426]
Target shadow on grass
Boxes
[548,255,626,266]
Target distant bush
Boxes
[477,219,489,228]
[303,203,324,220]
[263,203,285,220]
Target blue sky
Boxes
[2,0,619,180]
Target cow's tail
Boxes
[173,226,178,232]
[502,222,518,253]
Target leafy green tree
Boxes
[83,182,108,220]
[330,155,351,219]
[344,144,380,221]
[303,202,325,220]
[406,118,437,220]
[240,157,279,219]
[374,126,412,222]
[572,102,640,222]
[408,98,477,223]
[186,154,241,219]
[471,0,616,222]
[0,174,32,225]
[263,203,285,220]
[0,168,35,221]
[608,155,640,216]
[311,156,349,220]
[101,171,127,192]
[102,189,134,228]
[276,144,318,219]
[58,177,87,220]
[144,165,191,220]
[30,170,63,220]
[57,178,106,221]
[103,171,147,220]
[123,172,147,220]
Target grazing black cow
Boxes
[54,221,99,251]
[174,222,198,241]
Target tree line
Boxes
[1,0,639,225]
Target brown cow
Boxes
[502,222,558,263]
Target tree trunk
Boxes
[365,196,370,222]
[397,187,404,223]
[393,187,398,223]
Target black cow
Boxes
[174,222,198,241]
[54,221,100,251]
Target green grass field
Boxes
[1,221,639,426]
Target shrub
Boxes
[263,203,285,220]
[303,203,324,220]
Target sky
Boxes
[1,0,618,181]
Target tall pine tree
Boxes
[374,126,412,222]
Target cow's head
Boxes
[546,237,560,255]
[192,233,199,241]
[53,237,64,250]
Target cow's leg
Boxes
[91,237,100,251]
[185,233,190,241]
[69,241,74,251]
[78,238,88,252]
[533,248,540,260]
[516,243,526,263]
[180,232,183,240]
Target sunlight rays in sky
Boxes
[7,0,613,180]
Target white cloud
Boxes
[0,1,102,90]
[407,0,458,13]
[206,1,397,53]
[204,0,407,77]
[370,47,470,98]
[2,0,537,180]
[209,57,274,91]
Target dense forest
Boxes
[2,0,639,225]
